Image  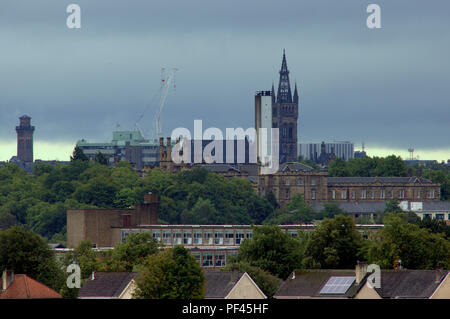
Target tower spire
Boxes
[271,81,276,103]
[293,81,299,103]
[277,49,292,103]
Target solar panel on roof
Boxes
[319,276,355,294]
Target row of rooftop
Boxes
[2,265,449,299]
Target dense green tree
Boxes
[264,191,279,209]
[317,203,348,219]
[0,211,16,230]
[423,169,450,200]
[94,152,108,165]
[236,225,304,279]
[190,197,222,224]
[134,246,205,299]
[328,157,351,177]
[329,155,408,177]
[303,215,364,269]
[70,146,89,162]
[384,199,403,213]
[264,194,315,224]
[418,216,450,239]
[62,239,100,279]
[367,214,450,269]
[101,233,159,272]
[73,177,118,207]
[0,225,64,290]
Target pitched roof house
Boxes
[78,272,138,299]
[355,269,450,299]
[204,271,266,299]
[0,270,62,299]
[274,268,367,299]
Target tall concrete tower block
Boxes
[16,115,35,163]
[255,91,273,164]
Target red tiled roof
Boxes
[0,274,62,299]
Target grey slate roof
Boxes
[274,270,365,298]
[312,201,450,214]
[197,164,241,173]
[78,272,137,298]
[328,176,433,184]
[279,162,314,172]
[375,270,448,299]
[420,201,450,211]
[204,271,244,298]
[311,201,387,214]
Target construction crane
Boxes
[135,67,178,140]
[156,67,177,138]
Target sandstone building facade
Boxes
[258,162,441,209]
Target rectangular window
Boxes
[361,190,366,199]
[162,231,171,245]
[224,231,234,245]
[311,189,316,200]
[121,230,130,242]
[204,231,213,245]
[152,230,161,242]
[332,190,336,200]
[214,231,223,245]
[390,190,394,199]
[202,253,213,267]
[172,231,182,245]
[183,230,192,245]
[297,178,303,186]
[436,214,444,220]
[399,190,405,199]
[380,189,385,199]
[285,179,290,186]
[341,190,347,200]
[417,190,421,199]
[285,189,290,200]
[424,214,432,219]
[193,231,203,245]
[215,253,226,267]
[352,190,356,199]
[311,179,316,186]
[236,232,245,245]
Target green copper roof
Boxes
[77,130,159,147]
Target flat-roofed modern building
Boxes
[77,129,159,170]
[118,224,382,268]
[299,141,354,162]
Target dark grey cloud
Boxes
[0,0,449,154]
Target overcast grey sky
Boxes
[0,0,449,161]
